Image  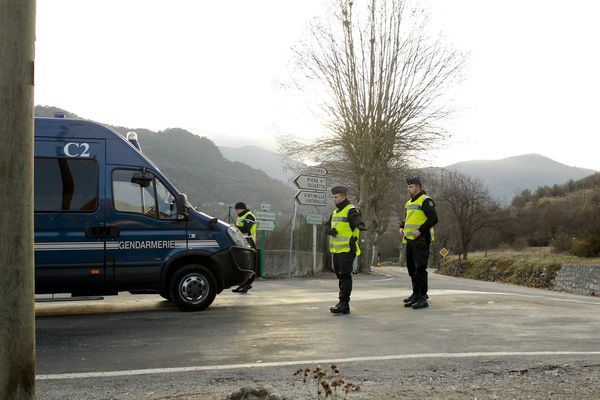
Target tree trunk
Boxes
[358,174,372,272]
[0,1,37,398]
[463,244,469,260]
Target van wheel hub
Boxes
[179,274,209,304]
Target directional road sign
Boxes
[306,166,327,176]
[295,190,327,206]
[256,220,276,231]
[305,213,323,225]
[293,174,327,191]
[255,211,277,221]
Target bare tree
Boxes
[280,0,464,269]
[439,170,500,260]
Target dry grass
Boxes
[438,248,600,289]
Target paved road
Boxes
[35,266,600,399]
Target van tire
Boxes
[169,264,216,311]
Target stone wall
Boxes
[553,264,600,296]
[260,250,325,278]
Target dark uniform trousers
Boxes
[333,252,355,302]
[406,237,430,297]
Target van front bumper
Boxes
[210,246,256,291]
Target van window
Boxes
[156,179,177,220]
[34,158,99,212]
[112,170,177,220]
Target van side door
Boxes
[34,139,106,295]
[106,167,187,290]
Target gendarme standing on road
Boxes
[232,202,257,293]
[326,186,366,315]
[400,177,438,309]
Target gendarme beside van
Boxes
[34,117,255,311]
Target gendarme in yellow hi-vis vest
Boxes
[329,204,361,256]
[403,194,436,244]
[236,210,256,242]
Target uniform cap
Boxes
[331,186,349,195]
[406,176,422,186]
[234,202,247,210]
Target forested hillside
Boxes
[35,106,295,217]
[508,172,600,256]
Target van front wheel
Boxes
[169,264,216,311]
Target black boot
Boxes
[404,290,418,307]
[233,283,252,293]
[239,284,251,293]
[330,301,350,314]
[411,296,429,309]
[403,292,417,304]
[404,296,417,308]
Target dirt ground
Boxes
[155,360,600,400]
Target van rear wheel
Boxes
[169,264,216,311]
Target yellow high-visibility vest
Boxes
[236,210,256,241]
[403,194,436,244]
[329,204,361,256]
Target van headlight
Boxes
[227,226,250,247]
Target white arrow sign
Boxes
[305,213,323,225]
[295,190,327,206]
[293,175,327,191]
[306,166,327,176]
[256,220,276,231]
[254,211,277,221]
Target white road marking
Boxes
[37,351,600,380]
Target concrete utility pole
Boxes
[0,0,37,399]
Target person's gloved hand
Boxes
[326,228,338,236]
[358,223,367,231]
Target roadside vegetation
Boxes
[437,248,600,289]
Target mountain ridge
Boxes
[447,153,597,204]
[35,106,598,207]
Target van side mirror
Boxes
[131,171,153,188]
[176,193,189,219]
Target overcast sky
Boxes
[35,0,600,170]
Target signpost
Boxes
[290,166,329,276]
[294,190,327,207]
[307,166,327,176]
[256,220,275,231]
[255,210,277,278]
[293,175,327,191]
[255,211,276,221]
[305,213,323,225]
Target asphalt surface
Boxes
[34,266,600,399]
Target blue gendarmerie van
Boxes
[34,116,255,311]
